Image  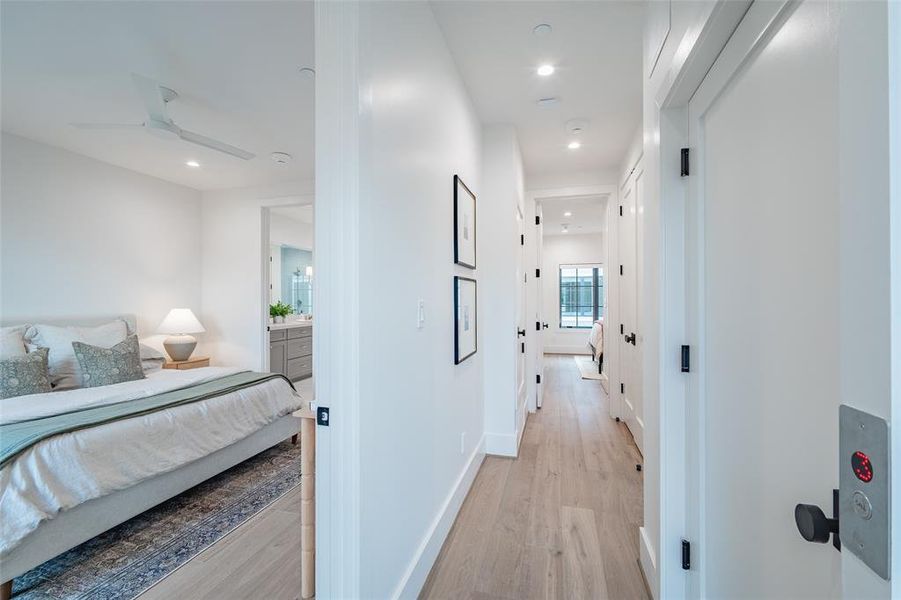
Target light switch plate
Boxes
[839,404,890,580]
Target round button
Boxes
[852,490,873,520]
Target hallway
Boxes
[421,355,647,599]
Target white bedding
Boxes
[0,368,302,557]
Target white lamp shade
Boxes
[157,308,206,334]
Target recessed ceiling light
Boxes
[536,97,559,108]
[186,160,200,168]
[532,23,552,37]
[298,67,316,80]
[537,64,555,77]
[564,211,572,217]
[568,141,581,150]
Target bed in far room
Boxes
[588,318,604,374]
[0,316,304,599]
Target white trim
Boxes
[392,435,486,599]
[640,525,659,599]
[543,345,592,355]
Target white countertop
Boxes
[269,320,313,331]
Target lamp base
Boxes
[164,334,197,362]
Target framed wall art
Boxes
[453,175,476,269]
[454,276,477,364]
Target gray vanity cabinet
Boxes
[269,325,312,381]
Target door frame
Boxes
[657,0,901,597]
[524,184,617,414]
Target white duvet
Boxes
[589,319,604,360]
[0,368,302,557]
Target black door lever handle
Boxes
[517,329,526,337]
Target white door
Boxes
[684,0,897,596]
[535,203,545,409]
[619,170,643,453]
[516,207,527,417]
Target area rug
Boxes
[574,354,604,380]
[12,440,301,600]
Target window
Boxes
[559,264,604,328]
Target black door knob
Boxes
[542,323,549,329]
[794,489,840,551]
[517,329,526,337]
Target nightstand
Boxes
[163,356,210,370]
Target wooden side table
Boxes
[162,356,210,370]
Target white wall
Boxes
[541,232,606,354]
[480,124,525,456]
[199,185,313,370]
[0,133,202,352]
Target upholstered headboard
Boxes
[0,314,138,335]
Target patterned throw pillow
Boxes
[72,334,146,388]
[0,348,52,399]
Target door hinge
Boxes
[620,382,625,395]
[681,539,691,570]
[536,268,541,278]
[620,323,624,335]
[619,205,623,217]
[537,374,542,384]
[316,406,330,427]
[681,345,690,373]
[681,148,690,177]
[521,342,525,354]
[535,215,541,225]
[619,265,624,276]
[520,234,524,246]
[535,321,541,331]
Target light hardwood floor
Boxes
[137,485,303,600]
[420,354,647,600]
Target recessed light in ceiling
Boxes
[537,64,555,77]
[536,97,559,108]
[568,141,581,150]
[564,211,572,217]
[271,152,293,165]
[532,23,552,37]
[186,160,200,168]
[298,67,316,80]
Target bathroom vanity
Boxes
[269,321,312,381]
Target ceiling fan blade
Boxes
[178,129,255,160]
[70,122,143,130]
[131,73,170,123]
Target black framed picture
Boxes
[454,276,477,364]
[453,175,476,269]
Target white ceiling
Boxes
[540,194,608,236]
[432,1,644,180]
[271,205,313,223]
[1,1,314,191]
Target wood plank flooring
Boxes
[138,485,303,600]
[420,355,647,600]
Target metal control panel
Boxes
[839,405,890,580]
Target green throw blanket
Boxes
[0,371,295,469]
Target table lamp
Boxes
[158,308,205,361]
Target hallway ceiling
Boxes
[541,194,607,236]
[432,1,644,182]
[1,1,314,191]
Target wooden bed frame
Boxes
[0,316,317,600]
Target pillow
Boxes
[0,348,52,399]
[73,334,145,388]
[139,343,167,374]
[24,320,128,389]
[0,325,29,359]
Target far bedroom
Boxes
[0,2,315,599]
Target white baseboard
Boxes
[393,434,486,599]
[639,526,658,599]
[544,345,591,355]
[485,432,517,457]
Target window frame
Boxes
[558,263,604,329]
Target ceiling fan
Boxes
[71,73,255,161]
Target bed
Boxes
[588,318,604,374]
[0,316,304,596]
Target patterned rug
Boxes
[12,440,301,600]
